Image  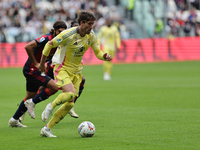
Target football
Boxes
[78,121,95,137]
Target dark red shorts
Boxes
[23,69,51,92]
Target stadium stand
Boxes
[1,0,200,43]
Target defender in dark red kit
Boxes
[8,21,67,127]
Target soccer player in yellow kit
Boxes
[39,11,112,137]
[98,18,121,80]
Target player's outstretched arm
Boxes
[39,40,54,72]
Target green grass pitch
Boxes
[0,61,199,150]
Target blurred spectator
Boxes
[188,7,197,25]
[194,22,200,36]
[167,18,180,37]
[174,0,187,10]
[183,18,192,36]
[0,0,128,43]
[175,9,190,27]
[190,0,200,10]
[154,18,164,37]
[125,0,135,20]
[2,0,200,42]
[0,26,7,42]
[109,5,121,21]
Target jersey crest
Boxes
[88,39,90,45]
[39,37,45,43]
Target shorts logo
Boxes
[39,37,45,43]
[41,73,45,76]
[61,80,64,84]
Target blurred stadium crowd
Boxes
[0,0,200,43]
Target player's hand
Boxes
[103,53,112,61]
[34,63,40,70]
[38,64,46,73]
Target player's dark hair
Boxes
[71,19,78,27]
[77,11,96,25]
[50,20,67,34]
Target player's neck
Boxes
[77,26,86,37]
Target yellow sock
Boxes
[51,92,76,109]
[104,61,113,75]
[47,102,74,129]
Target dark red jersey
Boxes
[23,33,56,71]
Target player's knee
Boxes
[62,92,76,101]
[67,92,76,100]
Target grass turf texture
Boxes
[0,61,199,150]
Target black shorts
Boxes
[23,68,52,92]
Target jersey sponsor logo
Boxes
[74,47,85,57]
[39,37,45,43]
[79,47,85,52]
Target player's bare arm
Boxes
[39,40,54,72]
[25,40,40,68]
[38,55,48,72]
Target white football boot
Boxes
[103,72,111,81]
[19,112,26,123]
[40,126,57,137]
[69,107,79,118]
[9,117,27,128]
[24,99,35,119]
[42,103,53,122]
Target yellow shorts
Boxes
[53,64,82,95]
[103,47,116,58]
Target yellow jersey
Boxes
[98,25,121,50]
[43,27,104,74]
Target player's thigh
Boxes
[54,69,71,88]
[72,73,82,95]
[46,79,58,92]
[61,83,76,93]
[54,66,75,91]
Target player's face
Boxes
[55,28,66,37]
[83,20,95,34]
[107,20,112,27]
